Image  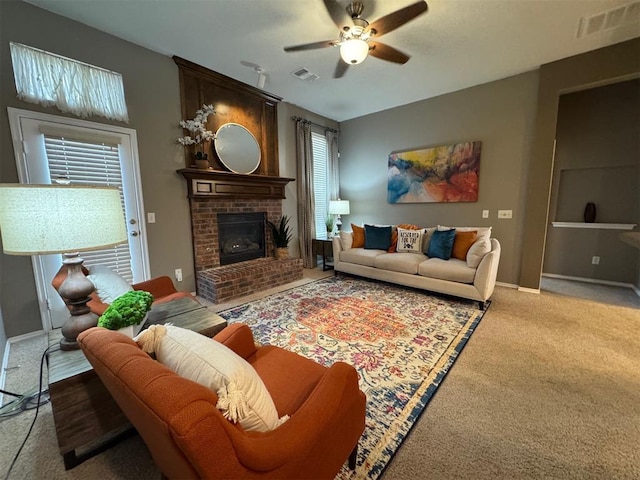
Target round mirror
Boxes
[214,123,261,174]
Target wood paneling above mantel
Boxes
[174,56,282,176]
[178,169,294,199]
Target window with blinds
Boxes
[312,131,329,240]
[44,134,133,283]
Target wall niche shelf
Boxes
[551,222,637,230]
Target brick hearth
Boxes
[197,257,303,303]
[189,197,302,303]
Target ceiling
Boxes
[24,0,640,122]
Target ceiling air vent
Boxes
[577,1,640,38]
[291,67,319,82]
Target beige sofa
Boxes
[332,230,501,309]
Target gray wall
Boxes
[1,0,191,337]
[544,79,639,285]
[0,1,336,338]
[339,71,540,286]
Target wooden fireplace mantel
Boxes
[178,168,295,199]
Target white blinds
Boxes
[44,134,133,283]
[312,131,329,240]
[10,42,129,123]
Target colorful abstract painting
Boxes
[388,141,482,203]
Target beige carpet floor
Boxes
[1,274,638,479]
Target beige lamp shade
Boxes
[329,200,351,216]
[0,184,127,255]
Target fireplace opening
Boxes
[217,212,266,266]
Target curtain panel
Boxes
[10,42,129,123]
[295,120,317,268]
[326,129,340,202]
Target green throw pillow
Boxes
[427,229,456,260]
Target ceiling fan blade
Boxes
[284,40,337,52]
[368,41,410,64]
[334,59,349,79]
[323,0,352,29]
[368,1,428,37]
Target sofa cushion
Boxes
[396,227,426,253]
[340,247,386,267]
[388,224,420,252]
[452,230,477,260]
[364,224,392,250]
[87,265,133,304]
[135,324,287,432]
[418,258,476,284]
[420,227,436,253]
[426,229,456,260]
[374,252,425,274]
[339,231,353,250]
[438,226,492,268]
[467,236,492,268]
[351,224,365,248]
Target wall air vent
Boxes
[291,67,319,82]
[577,1,640,38]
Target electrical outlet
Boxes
[482,210,489,218]
[498,210,513,219]
[175,268,183,281]
[147,212,156,223]
[592,256,600,265]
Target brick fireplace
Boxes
[182,171,302,304]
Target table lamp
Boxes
[0,184,127,350]
[328,199,350,234]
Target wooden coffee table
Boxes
[47,297,227,469]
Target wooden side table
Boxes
[312,238,334,271]
[47,298,228,469]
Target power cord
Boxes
[3,344,56,480]
[0,386,50,418]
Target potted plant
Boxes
[267,215,293,259]
[177,104,216,169]
[325,215,335,236]
[97,290,154,337]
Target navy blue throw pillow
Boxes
[427,229,456,260]
[364,224,392,250]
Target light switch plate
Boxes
[147,212,156,223]
[482,210,489,218]
[498,210,513,219]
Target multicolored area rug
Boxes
[218,276,489,479]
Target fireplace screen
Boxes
[217,212,266,265]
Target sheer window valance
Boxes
[10,42,129,123]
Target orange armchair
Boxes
[78,323,366,479]
[52,265,194,316]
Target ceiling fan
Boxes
[284,0,428,78]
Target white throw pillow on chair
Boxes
[135,324,288,432]
[87,265,133,303]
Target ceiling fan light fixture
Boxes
[340,39,369,65]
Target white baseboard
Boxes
[0,339,10,406]
[542,273,640,297]
[517,286,541,294]
[1,330,47,406]
[495,281,519,289]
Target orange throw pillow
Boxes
[351,224,365,248]
[388,224,421,252]
[452,230,477,260]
